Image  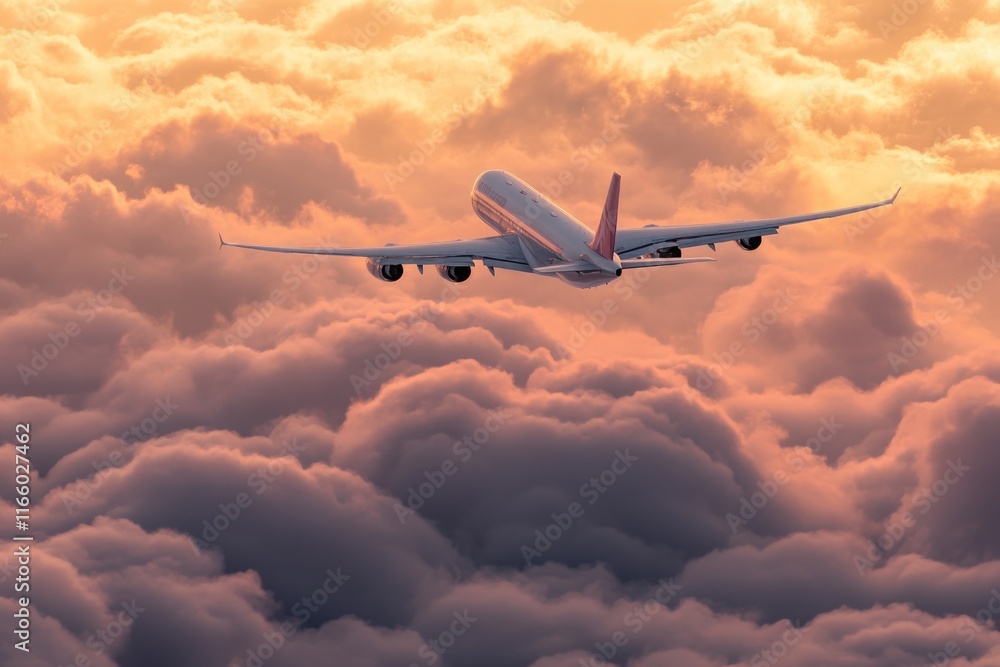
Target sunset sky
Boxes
[2,1,1000,665]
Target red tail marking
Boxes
[589,172,620,260]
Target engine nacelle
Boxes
[436,265,472,283]
[735,236,763,251]
[366,258,404,282]
[655,246,682,258]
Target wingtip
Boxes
[218,232,224,251]
[890,187,901,204]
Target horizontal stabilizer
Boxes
[619,257,715,269]
[534,261,598,274]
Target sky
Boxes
[1,0,1000,665]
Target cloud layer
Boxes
[2,1,1000,666]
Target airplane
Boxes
[219,170,900,289]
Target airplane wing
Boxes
[614,188,900,259]
[219,233,533,272]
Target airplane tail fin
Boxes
[589,172,620,260]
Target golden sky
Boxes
[2,1,1000,666]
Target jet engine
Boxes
[436,265,472,283]
[735,236,763,251]
[655,246,682,258]
[366,258,404,282]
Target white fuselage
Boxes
[470,170,620,287]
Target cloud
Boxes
[87,114,405,225]
[700,263,933,393]
[35,434,462,630]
